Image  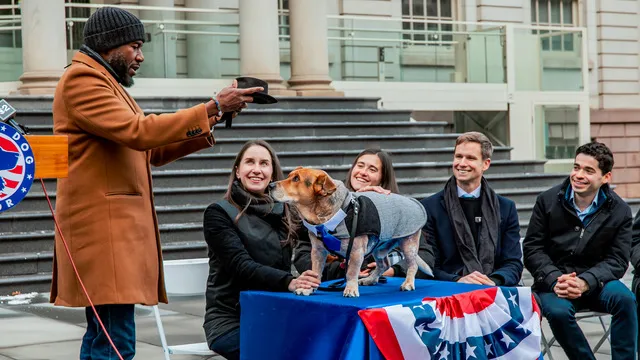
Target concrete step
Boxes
[397,173,568,195]
[22,120,449,137]
[149,160,546,189]
[160,146,512,171]
[210,134,460,153]
[0,221,205,256]
[4,95,381,111]
[0,161,544,234]
[13,173,567,213]
[0,241,208,295]
[14,108,411,128]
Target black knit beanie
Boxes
[83,7,145,53]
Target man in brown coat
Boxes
[51,7,261,360]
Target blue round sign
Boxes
[0,124,35,213]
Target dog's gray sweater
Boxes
[354,191,427,240]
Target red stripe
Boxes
[423,287,498,318]
[3,178,18,188]
[358,308,405,360]
[0,136,18,152]
[0,192,5,198]
[8,164,22,174]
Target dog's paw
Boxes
[294,288,314,296]
[343,285,360,297]
[358,276,379,286]
[400,281,416,291]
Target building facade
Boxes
[0,0,637,194]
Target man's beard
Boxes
[106,52,134,88]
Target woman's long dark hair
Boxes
[345,148,400,194]
[223,139,300,246]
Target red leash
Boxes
[40,178,124,360]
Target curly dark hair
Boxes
[575,141,614,174]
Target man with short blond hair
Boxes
[419,131,523,286]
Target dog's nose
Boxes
[267,182,276,190]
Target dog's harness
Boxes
[309,197,387,292]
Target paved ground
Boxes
[0,268,633,359]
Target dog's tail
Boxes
[416,256,434,277]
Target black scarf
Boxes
[443,176,500,276]
[78,45,125,85]
[229,180,283,218]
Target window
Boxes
[0,0,21,48]
[278,0,289,38]
[65,0,91,50]
[401,0,453,46]
[531,0,576,51]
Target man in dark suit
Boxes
[419,132,523,286]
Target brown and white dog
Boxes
[270,167,432,297]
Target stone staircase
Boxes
[0,96,637,295]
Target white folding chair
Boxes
[153,259,217,359]
[539,310,610,360]
[153,305,216,360]
[519,238,611,359]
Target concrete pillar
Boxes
[238,0,293,95]
[139,0,177,78]
[16,0,67,95]
[287,0,342,96]
[185,0,221,78]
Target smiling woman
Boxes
[202,139,320,360]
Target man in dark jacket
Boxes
[629,209,640,359]
[523,141,636,359]
[420,132,523,286]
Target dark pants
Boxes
[80,304,136,360]
[208,327,240,360]
[536,280,637,360]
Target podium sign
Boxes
[0,124,35,212]
[0,99,68,213]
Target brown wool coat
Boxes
[50,52,214,307]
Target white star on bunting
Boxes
[415,322,428,337]
[500,331,515,348]
[439,346,450,359]
[465,343,477,359]
[508,292,518,307]
[484,341,493,355]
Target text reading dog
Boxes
[270,167,433,297]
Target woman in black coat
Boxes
[202,140,319,360]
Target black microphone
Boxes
[0,99,26,135]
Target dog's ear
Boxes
[314,173,337,197]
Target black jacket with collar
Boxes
[523,178,632,294]
[202,201,304,344]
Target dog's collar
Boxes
[302,208,347,236]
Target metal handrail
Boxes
[329,26,504,37]
[65,17,237,27]
[328,36,458,46]
[64,3,237,14]
[0,26,20,31]
[159,29,238,37]
[328,14,586,32]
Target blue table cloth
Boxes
[240,278,488,360]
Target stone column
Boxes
[185,0,221,78]
[139,0,177,78]
[16,0,67,95]
[287,0,342,96]
[238,0,293,95]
